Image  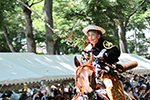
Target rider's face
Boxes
[87,31,100,45]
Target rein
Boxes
[75,61,95,100]
[75,58,95,92]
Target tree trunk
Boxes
[43,0,54,55]
[22,2,36,53]
[117,19,128,53]
[65,43,68,54]
[134,30,137,54]
[2,26,16,52]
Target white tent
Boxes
[0,53,80,90]
[0,53,150,90]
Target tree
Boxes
[19,0,43,53]
[63,0,147,53]
[2,26,16,52]
[0,0,17,52]
[43,0,54,54]
[21,1,39,53]
[52,0,85,54]
[126,0,150,59]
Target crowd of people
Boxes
[20,74,150,100]
[48,74,150,100]
[18,83,76,100]
[121,74,150,100]
[0,74,150,100]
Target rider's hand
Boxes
[116,64,125,73]
[96,49,107,59]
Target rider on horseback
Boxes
[80,25,137,100]
[81,24,121,74]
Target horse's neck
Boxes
[80,67,93,77]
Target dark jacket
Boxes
[92,37,120,65]
[19,94,28,100]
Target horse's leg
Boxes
[102,74,126,100]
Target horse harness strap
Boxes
[75,62,95,92]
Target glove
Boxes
[96,49,107,59]
[116,64,125,73]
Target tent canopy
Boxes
[0,53,79,90]
[0,53,150,90]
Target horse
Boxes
[73,56,137,100]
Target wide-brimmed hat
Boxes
[82,25,106,35]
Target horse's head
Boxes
[74,56,110,100]
[74,56,96,93]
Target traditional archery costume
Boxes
[81,25,127,100]
[82,37,120,67]
[81,25,121,74]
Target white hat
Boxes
[58,84,60,86]
[51,85,56,89]
[82,25,106,35]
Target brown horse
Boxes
[74,56,137,100]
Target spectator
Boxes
[35,97,40,100]
[138,87,146,100]
[63,92,70,100]
[1,93,7,100]
[145,88,150,100]
[40,93,46,100]
[56,84,63,96]
[50,85,57,98]
[68,87,73,99]
[19,91,28,100]
[64,84,70,93]
[133,86,139,99]
[32,89,37,99]
[146,75,150,86]
[47,96,55,100]
[132,75,140,88]
[33,91,40,100]
[55,94,64,100]
[19,84,28,100]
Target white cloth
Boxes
[32,94,39,100]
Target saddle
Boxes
[89,61,138,100]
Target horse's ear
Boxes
[74,56,80,67]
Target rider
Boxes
[81,25,126,100]
[81,24,121,73]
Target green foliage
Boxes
[0,33,10,52]
[0,0,26,52]
[53,0,86,54]
[0,0,150,57]
[0,0,17,27]
[55,0,150,58]
[0,0,46,52]
[126,0,150,59]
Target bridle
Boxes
[74,55,97,100]
[75,62,95,92]
[74,63,95,100]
